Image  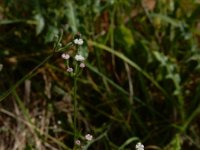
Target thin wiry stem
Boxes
[73,63,78,142]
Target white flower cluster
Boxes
[75,140,81,145]
[61,53,70,60]
[67,67,73,72]
[75,54,85,61]
[74,134,93,148]
[80,62,85,68]
[85,134,93,141]
[61,36,86,73]
[135,142,144,150]
[74,38,84,45]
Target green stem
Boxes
[73,63,78,142]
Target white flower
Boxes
[74,38,84,45]
[75,140,81,145]
[57,120,62,125]
[67,67,73,72]
[80,63,85,68]
[61,53,70,60]
[136,142,144,150]
[75,54,85,61]
[85,134,93,141]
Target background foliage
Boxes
[1,0,200,149]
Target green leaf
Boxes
[66,1,78,33]
[115,25,135,50]
[151,13,182,27]
[153,51,168,66]
[45,26,59,43]
[164,134,181,150]
[34,13,45,35]
[119,137,139,149]
[79,44,89,58]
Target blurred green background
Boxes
[1,0,200,149]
